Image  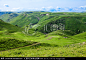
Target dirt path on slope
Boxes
[0,42,41,52]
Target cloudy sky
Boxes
[0,0,86,12]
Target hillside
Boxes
[0,13,22,23]
[9,12,68,27]
[36,14,86,34]
[0,29,86,57]
[9,11,51,27]
[0,12,86,57]
[1,12,86,34]
[0,19,23,33]
[1,12,84,34]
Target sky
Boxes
[0,0,86,12]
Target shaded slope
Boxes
[36,15,86,34]
[0,19,22,32]
[0,38,37,51]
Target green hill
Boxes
[36,14,86,34]
[9,11,51,27]
[0,30,86,57]
[0,11,86,57]
[0,13,21,23]
[0,19,22,33]
[2,12,85,34]
[0,12,85,34]
[10,14,38,27]
[0,38,36,51]
[72,32,86,40]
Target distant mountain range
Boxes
[0,11,86,34]
[0,12,13,16]
[0,11,23,16]
[81,11,86,13]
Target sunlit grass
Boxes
[0,29,86,57]
[0,42,86,57]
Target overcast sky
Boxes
[0,0,86,12]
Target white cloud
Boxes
[12,8,20,9]
[78,5,86,11]
[4,4,7,6]
[6,10,9,11]
[40,6,54,11]
[11,6,86,12]
[56,6,59,8]
[41,7,45,9]
[47,6,53,9]
[73,7,79,11]
[0,5,86,12]
[12,7,24,11]
[10,10,14,11]
[40,7,46,11]
[4,4,9,7]
[27,8,40,11]
[64,7,69,10]
[79,5,86,8]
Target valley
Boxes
[0,11,86,57]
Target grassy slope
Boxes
[9,12,51,27]
[0,30,86,57]
[1,12,86,29]
[1,42,86,57]
[0,12,86,57]
[0,19,23,33]
[0,13,20,22]
[10,14,38,27]
[36,14,86,34]
[0,38,36,51]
